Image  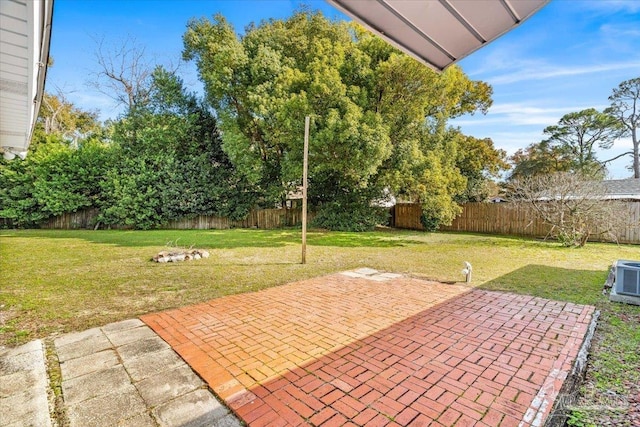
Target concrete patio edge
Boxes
[0,320,243,427]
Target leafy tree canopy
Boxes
[509,108,623,180]
[183,10,493,229]
[38,92,101,139]
[98,66,255,229]
[0,94,109,227]
[543,108,623,169]
[0,136,113,227]
[508,140,572,181]
[454,133,508,203]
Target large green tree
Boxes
[99,67,255,229]
[454,133,508,203]
[183,11,492,230]
[606,77,640,178]
[508,140,573,180]
[509,108,623,180]
[39,92,100,140]
[31,138,112,218]
[0,155,44,227]
[542,108,623,174]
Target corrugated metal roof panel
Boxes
[327,0,549,71]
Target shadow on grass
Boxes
[0,228,420,249]
[480,264,608,306]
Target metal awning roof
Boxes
[0,0,54,160]
[327,0,549,71]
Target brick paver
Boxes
[142,270,595,426]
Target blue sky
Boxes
[48,0,640,179]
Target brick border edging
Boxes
[543,309,600,427]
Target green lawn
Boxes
[1,228,639,425]
[1,228,636,344]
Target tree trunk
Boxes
[579,231,590,247]
[633,127,639,178]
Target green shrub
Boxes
[312,201,388,232]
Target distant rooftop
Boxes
[602,179,640,199]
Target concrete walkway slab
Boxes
[54,318,241,427]
[143,270,596,427]
[0,340,52,427]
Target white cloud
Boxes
[488,104,563,115]
[486,61,640,85]
[582,0,640,14]
[609,135,634,150]
[484,131,545,154]
[453,101,610,128]
[600,23,640,39]
[463,47,540,78]
[454,114,558,127]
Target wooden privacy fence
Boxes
[164,208,315,230]
[40,208,100,229]
[392,203,425,230]
[40,207,315,230]
[439,203,552,237]
[393,202,640,244]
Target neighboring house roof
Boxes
[489,197,507,203]
[327,0,550,71]
[0,0,54,160]
[533,178,640,202]
[287,187,303,200]
[602,179,640,200]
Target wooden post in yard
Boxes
[302,116,310,264]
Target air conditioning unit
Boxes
[610,260,640,305]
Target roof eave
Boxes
[0,0,54,160]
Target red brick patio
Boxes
[141,269,595,426]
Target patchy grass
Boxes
[590,306,640,393]
[2,228,639,424]
[1,228,638,346]
[568,303,640,427]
